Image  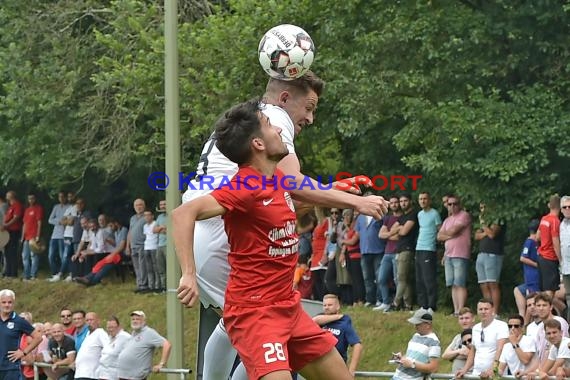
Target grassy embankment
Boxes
[6,277,462,377]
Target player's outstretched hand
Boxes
[177,274,199,307]
[355,195,389,220]
[333,175,373,194]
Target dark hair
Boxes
[399,192,412,200]
[528,219,540,233]
[72,310,86,317]
[266,70,324,98]
[478,297,494,307]
[526,292,538,301]
[215,98,263,165]
[461,328,472,338]
[508,315,524,325]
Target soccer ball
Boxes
[258,24,315,81]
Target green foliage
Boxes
[1,0,570,308]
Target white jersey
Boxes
[182,103,296,308]
[182,104,295,202]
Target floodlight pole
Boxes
[164,0,184,377]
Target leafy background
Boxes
[1,0,570,310]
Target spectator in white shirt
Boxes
[525,293,542,341]
[498,315,536,377]
[47,191,71,282]
[523,318,570,379]
[533,292,569,366]
[142,210,160,292]
[78,214,115,266]
[74,312,107,380]
[456,298,509,378]
[560,195,570,321]
[97,316,131,380]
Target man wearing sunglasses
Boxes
[59,308,75,335]
[437,195,472,316]
[497,315,536,377]
[456,298,509,378]
[442,308,475,373]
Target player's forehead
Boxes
[303,89,318,107]
[258,111,272,128]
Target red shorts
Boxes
[224,292,337,380]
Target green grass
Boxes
[5,276,462,377]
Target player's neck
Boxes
[248,157,277,177]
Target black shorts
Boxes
[537,255,560,291]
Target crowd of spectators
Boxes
[3,188,570,379]
[0,191,168,293]
[0,289,171,380]
[296,192,570,318]
[294,191,570,378]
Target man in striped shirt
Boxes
[392,310,440,380]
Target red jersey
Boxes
[344,228,361,259]
[23,204,44,241]
[310,218,328,270]
[4,200,23,232]
[211,166,299,307]
[538,213,560,261]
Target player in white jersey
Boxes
[182,71,388,380]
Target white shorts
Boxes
[183,185,230,308]
[194,216,230,308]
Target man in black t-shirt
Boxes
[475,202,506,314]
[43,323,76,380]
[392,193,418,311]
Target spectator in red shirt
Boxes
[537,194,561,298]
[21,194,44,281]
[2,191,24,278]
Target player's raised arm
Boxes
[172,194,226,307]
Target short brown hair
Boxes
[534,292,553,306]
[265,70,324,98]
[478,298,494,307]
[544,318,561,331]
[549,194,560,209]
[458,307,473,316]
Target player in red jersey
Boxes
[173,99,370,380]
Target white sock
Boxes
[203,319,237,380]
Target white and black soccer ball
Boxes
[258,24,315,81]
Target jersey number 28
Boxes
[262,342,286,363]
